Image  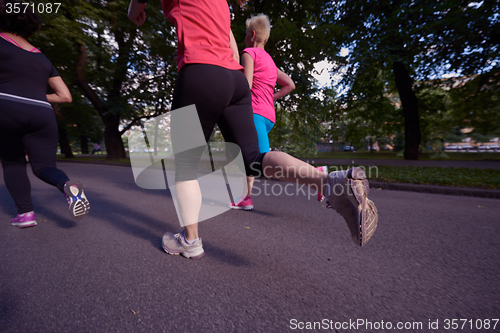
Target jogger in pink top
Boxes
[128,0,378,259]
[229,14,296,211]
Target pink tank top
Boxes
[243,47,278,123]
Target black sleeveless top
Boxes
[0,37,59,103]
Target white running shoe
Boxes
[325,167,378,246]
[64,180,90,220]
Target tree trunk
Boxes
[80,134,88,154]
[53,104,74,158]
[57,123,74,158]
[57,123,75,158]
[74,43,126,160]
[104,114,126,160]
[392,61,420,160]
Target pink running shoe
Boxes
[228,196,254,211]
[11,211,37,228]
[316,166,328,202]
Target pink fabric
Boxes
[243,47,278,123]
[162,0,242,72]
[0,33,40,53]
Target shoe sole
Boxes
[162,244,206,259]
[364,199,378,244]
[228,204,254,211]
[162,235,205,259]
[11,221,37,228]
[65,180,90,220]
[347,175,378,246]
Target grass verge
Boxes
[57,155,500,189]
[320,164,500,190]
[57,155,131,166]
[310,151,500,161]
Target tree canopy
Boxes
[325,0,499,159]
[28,0,499,159]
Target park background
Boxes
[1,1,500,332]
[32,0,498,165]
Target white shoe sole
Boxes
[347,176,378,246]
[65,181,90,220]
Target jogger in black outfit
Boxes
[0,0,90,227]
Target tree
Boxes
[336,64,400,151]
[34,0,341,159]
[231,0,339,156]
[449,68,500,136]
[416,85,454,151]
[35,0,178,159]
[326,0,500,159]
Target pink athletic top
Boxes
[162,0,242,72]
[243,47,278,123]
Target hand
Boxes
[128,1,147,26]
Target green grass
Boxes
[57,154,500,189]
[319,164,500,189]
[308,151,500,161]
[57,155,131,166]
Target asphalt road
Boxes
[1,163,499,332]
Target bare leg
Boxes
[262,151,327,194]
[246,176,254,197]
[177,151,326,241]
[175,180,200,240]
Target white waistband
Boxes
[0,92,52,108]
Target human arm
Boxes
[241,52,254,89]
[273,69,295,101]
[128,0,148,26]
[230,30,240,63]
[47,76,72,104]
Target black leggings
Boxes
[0,98,69,214]
[171,64,266,181]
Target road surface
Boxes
[1,163,499,332]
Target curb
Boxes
[370,181,500,199]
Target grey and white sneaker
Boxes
[162,231,205,259]
[326,167,378,246]
[64,180,90,219]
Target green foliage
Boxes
[270,105,319,156]
[31,0,181,158]
[30,0,499,159]
[316,164,500,189]
[415,85,454,149]
[232,1,337,157]
[338,68,401,147]
[323,0,500,158]
[449,68,500,135]
[370,166,500,189]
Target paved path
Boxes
[1,163,499,332]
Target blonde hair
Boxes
[246,14,271,44]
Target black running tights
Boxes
[0,99,69,214]
[171,64,266,181]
